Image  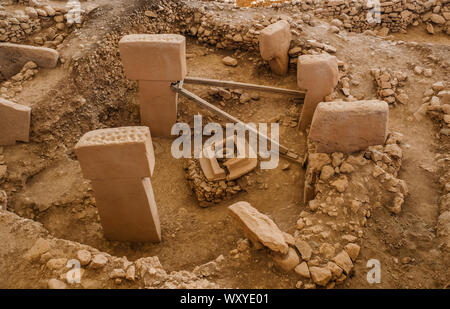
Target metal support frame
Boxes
[171,81,303,164]
[184,76,305,98]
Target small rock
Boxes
[110,269,126,279]
[344,243,361,262]
[294,262,310,278]
[90,254,108,269]
[222,56,238,67]
[333,250,353,274]
[48,278,67,289]
[273,247,300,272]
[77,250,91,266]
[295,239,312,261]
[309,266,332,287]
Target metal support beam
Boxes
[184,76,305,98]
[171,82,303,164]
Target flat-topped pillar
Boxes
[75,126,161,242]
[297,54,339,131]
[119,34,187,137]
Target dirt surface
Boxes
[0,0,449,289]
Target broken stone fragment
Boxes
[294,239,312,261]
[228,201,288,254]
[309,266,332,287]
[272,247,300,272]
[333,250,353,274]
[294,262,310,278]
[259,20,292,76]
[344,243,361,262]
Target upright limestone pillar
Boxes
[75,126,161,242]
[297,54,339,131]
[119,34,187,137]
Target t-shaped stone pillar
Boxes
[259,20,292,76]
[297,54,339,131]
[0,98,31,146]
[75,126,161,242]
[119,34,187,137]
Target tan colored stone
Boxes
[309,100,389,153]
[228,201,288,254]
[23,238,51,262]
[0,98,31,146]
[259,20,292,76]
[77,250,91,266]
[333,250,353,274]
[138,81,178,137]
[297,54,339,130]
[91,177,161,242]
[295,239,312,261]
[0,43,59,79]
[294,262,310,278]
[309,266,332,286]
[273,247,300,272]
[75,127,155,180]
[344,243,361,262]
[327,261,343,279]
[48,278,67,289]
[119,34,187,81]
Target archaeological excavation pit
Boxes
[0,0,449,293]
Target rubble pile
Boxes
[0,0,85,44]
[184,159,243,207]
[371,68,409,105]
[0,210,220,289]
[424,83,450,249]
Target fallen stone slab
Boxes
[308,100,389,153]
[0,98,31,146]
[0,43,59,80]
[228,201,288,254]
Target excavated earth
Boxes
[0,0,449,289]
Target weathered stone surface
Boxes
[294,261,310,278]
[309,266,332,286]
[0,98,31,146]
[298,54,339,130]
[47,278,67,289]
[344,243,361,262]
[228,201,288,254]
[295,239,312,261]
[75,127,155,180]
[273,247,300,272]
[259,20,291,76]
[119,34,187,81]
[0,43,59,80]
[309,100,389,153]
[333,250,353,274]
